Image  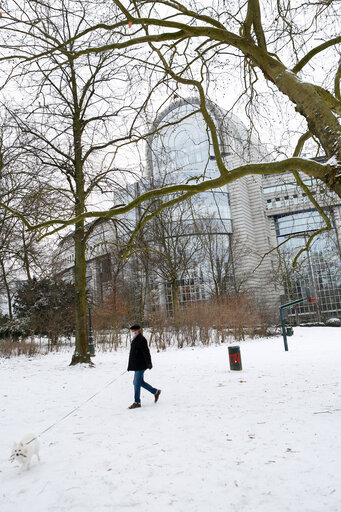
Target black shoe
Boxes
[128,403,141,409]
[154,390,161,403]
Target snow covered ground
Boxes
[1,327,340,512]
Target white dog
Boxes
[10,434,40,473]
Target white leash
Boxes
[26,369,127,445]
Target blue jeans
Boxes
[133,370,157,404]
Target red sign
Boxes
[230,353,241,365]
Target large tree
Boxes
[104,0,340,195]
[0,0,141,364]
[1,0,340,359]
[2,1,340,215]
[8,0,339,193]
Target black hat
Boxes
[130,324,141,330]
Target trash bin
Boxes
[286,327,294,336]
[228,346,242,371]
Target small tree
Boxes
[13,278,75,343]
[144,200,204,317]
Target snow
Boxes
[326,156,338,167]
[1,327,340,512]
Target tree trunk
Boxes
[171,280,180,319]
[0,258,13,319]
[22,232,32,282]
[69,83,92,366]
[69,219,92,365]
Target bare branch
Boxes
[292,36,341,74]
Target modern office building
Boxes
[144,97,278,311]
[56,97,341,322]
[263,167,341,321]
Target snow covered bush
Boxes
[325,318,341,327]
[13,278,75,343]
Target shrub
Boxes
[0,339,39,358]
[0,316,31,341]
[147,293,274,349]
[13,277,75,342]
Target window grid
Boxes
[275,212,341,321]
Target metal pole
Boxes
[88,306,95,356]
[279,298,305,351]
[280,297,306,309]
[280,307,288,351]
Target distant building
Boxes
[144,97,278,311]
[56,98,341,322]
[263,164,341,321]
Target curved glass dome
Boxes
[149,100,232,231]
[151,103,217,183]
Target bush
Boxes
[147,294,275,349]
[0,316,31,341]
[0,339,39,358]
[325,317,341,327]
[13,277,75,343]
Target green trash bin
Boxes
[228,346,242,371]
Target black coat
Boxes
[127,333,153,371]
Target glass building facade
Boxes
[148,102,232,232]
[56,99,340,324]
[274,209,341,321]
[146,100,235,311]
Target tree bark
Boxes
[70,219,92,365]
[69,77,92,365]
[0,258,13,319]
[171,280,180,319]
[21,232,32,282]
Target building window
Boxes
[275,210,324,238]
[274,210,341,320]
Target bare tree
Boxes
[0,0,142,364]
[196,220,234,298]
[273,227,341,323]
[1,1,339,227]
[0,115,51,317]
[142,199,204,317]
[1,1,340,242]
[98,0,340,197]
[1,1,341,356]
[0,212,47,318]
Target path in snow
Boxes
[0,327,340,512]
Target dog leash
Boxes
[25,369,127,445]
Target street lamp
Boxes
[88,306,95,356]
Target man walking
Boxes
[127,324,161,409]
